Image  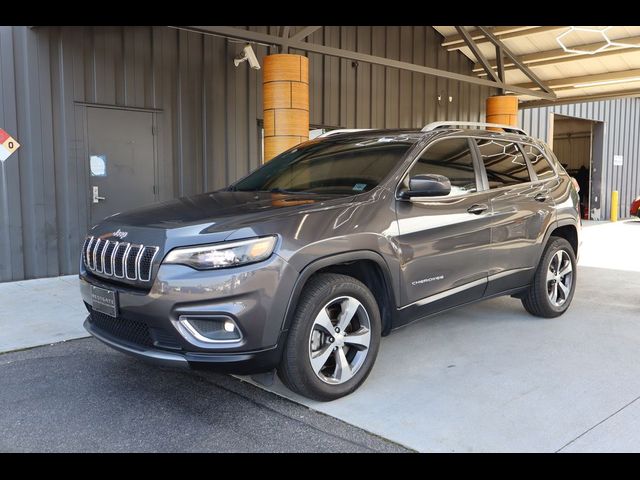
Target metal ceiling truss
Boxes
[174,26,556,100]
[522,88,640,108]
[442,26,565,51]
[454,26,500,84]
[473,35,640,76]
[514,67,640,92]
[279,26,291,53]
[476,26,555,97]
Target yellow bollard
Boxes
[611,190,619,222]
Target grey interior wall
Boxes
[520,98,640,220]
[0,25,491,282]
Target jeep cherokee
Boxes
[80,121,580,401]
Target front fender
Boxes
[280,249,398,335]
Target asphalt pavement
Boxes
[0,338,410,452]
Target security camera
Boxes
[234,44,260,70]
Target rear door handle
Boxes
[467,203,488,215]
[534,193,549,202]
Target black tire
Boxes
[521,236,577,318]
[277,273,381,401]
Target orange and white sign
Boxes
[0,128,20,162]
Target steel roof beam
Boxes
[473,35,640,75]
[515,68,640,91]
[477,26,555,97]
[290,26,322,42]
[279,26,291,53]
[177,26,556,100]
[443,26,564,51]
[455,26,500,83]
[521,88,640,108]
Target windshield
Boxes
[231,136,415,195]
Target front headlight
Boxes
[163,236,278,270]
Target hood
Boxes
[100,190,355,232]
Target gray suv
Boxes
[80,121,580,401]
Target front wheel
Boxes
[277,273,381,401]
[521,236,577,318]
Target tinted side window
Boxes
[475,139,530,188]
[522,144,555,181]
[405,138,477,197]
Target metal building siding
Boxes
[520,98,640,220]
[0,26,490,282]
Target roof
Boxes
[433,26,640,106]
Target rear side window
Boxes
[475,139,530,188]
[522,144,555,181]
[405,137,477,197]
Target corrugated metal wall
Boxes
[0,25,492,282]
[520,98,640,220]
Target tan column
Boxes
[486,95,519,128]
[263,54,309,162]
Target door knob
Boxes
[92,186,106,203]
[467,203,488,215]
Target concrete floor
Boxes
[1,218,639,452]
[0,275,87,353]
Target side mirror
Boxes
[401,174,452,198]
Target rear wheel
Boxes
[521,237,577,318]
[278,273,381,401]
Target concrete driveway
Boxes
[1,219,639,452]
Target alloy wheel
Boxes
[547,249,573,307]
[308,296,371,385]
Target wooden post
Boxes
[486,95,518,130]
[263,54,309,162]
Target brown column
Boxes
[263,54,309,162]
[486,95,518,128]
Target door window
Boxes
[521,144,555,181]
[90,155,107,177]
[404,138,477,197]
[475,139,530,188]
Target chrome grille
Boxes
[82,236,159,282]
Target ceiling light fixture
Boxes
[557,26,640,55]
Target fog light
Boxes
[178,315,242,343]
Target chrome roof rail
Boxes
[421,121,528,136]
[317,128,372,138]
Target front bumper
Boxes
[81,253,298,373]
[84,317,286,373]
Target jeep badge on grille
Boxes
[111,229,128,239]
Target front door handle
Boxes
[534,193,549,202]
[92,186,106,203]
[467,203,488,215]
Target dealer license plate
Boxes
[91,286,118,318]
